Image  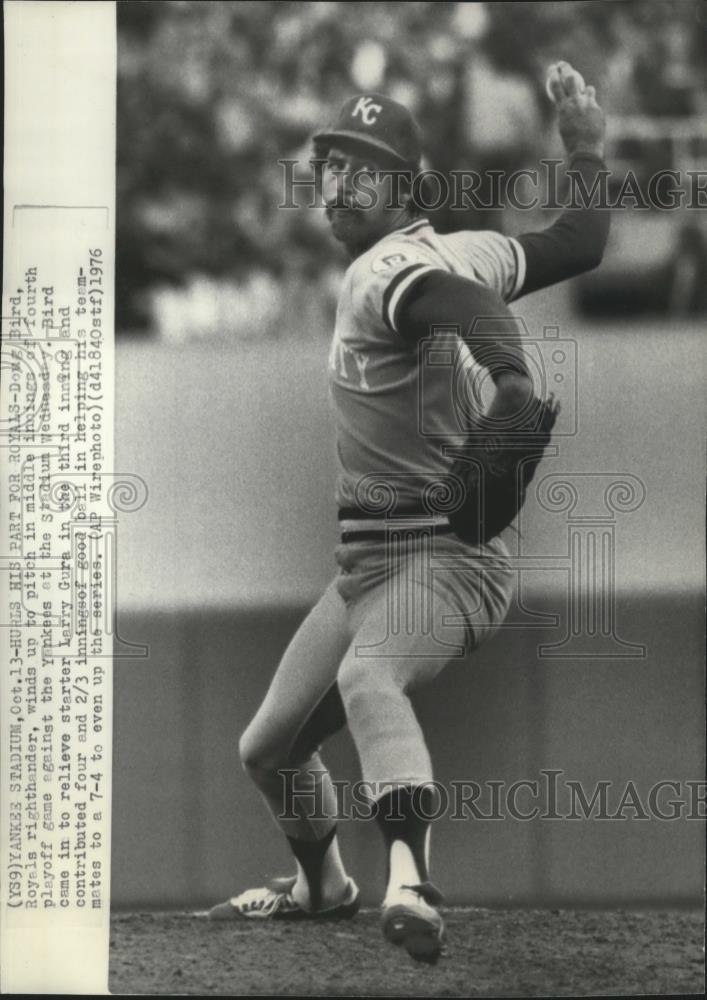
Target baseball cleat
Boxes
[381,882,446,964]
[207,875,360,921]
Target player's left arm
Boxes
[395,274,558,545]
[396,270,534,419]
[513,62,610,299]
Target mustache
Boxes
[325,199,362,218]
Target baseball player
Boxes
[209,63,608,964]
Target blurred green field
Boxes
[109,907,704,996]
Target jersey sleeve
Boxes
[452,229,527,302]
[350,242,442,336]
[514,154,610,298]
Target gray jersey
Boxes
[329,218,526,512]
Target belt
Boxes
[338,510,452,544]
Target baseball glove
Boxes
[447,394,560,545]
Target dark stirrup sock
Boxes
[373,784,434,884]
[286,825,338,911]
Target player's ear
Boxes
[398,185,413,213]
[408,172,431,217]
[393,170,420,215]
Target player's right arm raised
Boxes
[513,61,610,298]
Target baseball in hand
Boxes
[546,61,586,103]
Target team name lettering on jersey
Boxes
[329,334,371,390]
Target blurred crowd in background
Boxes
[117,0,707,339]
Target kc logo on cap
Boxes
[351,96,383,126]
[313,93,422,169]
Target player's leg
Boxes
[338,578,466,895]
[211,579,355,919]
[341,533,512,787]
[337,532,513,958]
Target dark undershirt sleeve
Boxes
[515,153,611,298]
[396,269,529,381]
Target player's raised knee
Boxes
[238,724,279,777]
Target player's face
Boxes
[322,145,410,256]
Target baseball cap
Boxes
[313,93,422,170]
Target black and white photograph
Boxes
[2,0,705,995]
